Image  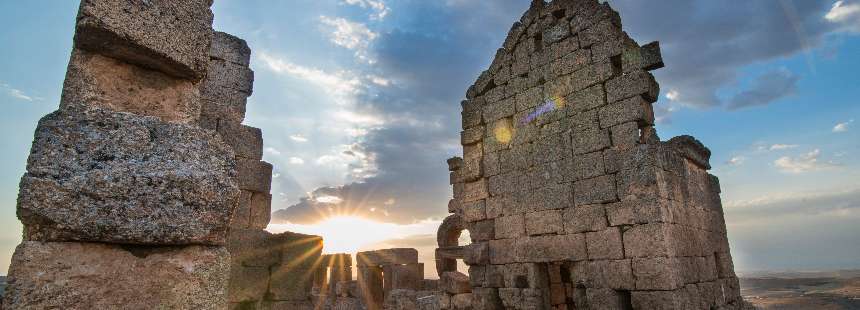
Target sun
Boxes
[269,216,397,254]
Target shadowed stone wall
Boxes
[444,0,749,309]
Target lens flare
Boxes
[493,119,514,144]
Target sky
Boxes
[0,0,859,276]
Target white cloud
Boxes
[368,75,391,86]
[833,119,854,132]
[289,134,309,142]
[265,147,282,156]
[826,0,860,32]
[769,144,799,151]
[1,82,40,102]
[774,149,836,173]
[289,157,305,165]
[258,52,361,101]
[343,0,390,20]
[726,156,745,166]
[319,16,378,63]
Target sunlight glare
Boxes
[268,216,438,255]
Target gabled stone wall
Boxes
[446,0,748,309]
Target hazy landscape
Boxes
[740,270,860,309]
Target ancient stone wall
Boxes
[444,0,747,309]
[3,0,234,308]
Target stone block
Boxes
[383,263,424,291]
[573,175,618,206]
[498,288,523,309]
[248,192,272,229]
[218,123,263,160]
[451,293,473,310]
[237,159,273,193]
[494,215,525,239]
[61,49,201,124]
[464,242,490,265]
[277,231,323,270]
[518,233,587,262]
[571,127,611,155]
[489,238,518,264]
[462,179,489,203]
[201,58,254,99]
[199,96,248,130]
[622,223,674,258]
[467,220,495,241]
[3,241,228,309]
[525,210,563,235]
[357,266,384,310]
[585,288,633,310]
[610,122,640,149]
[357,248,419,266]
[598,95,654,129]
[441,272,472,294]
[605,70,659,104]
[261,301,315,310]
[462,199,487,222]
[18,107,237,245]
[469,265,486,287]
[632,257,683,290]
[566,84,606,115]
[472,287,504,310]
[583,260,634,290]
[586,227,624,260]
[605,198,672,226]
[639,41,664,71]
[715,251,736,279]
[269,263,312,301]
[461,126,485,145]
[566,151,605,182]
[631,290,684,310]
[228,264,269,303]
[74,0,214,80]
[211,31,252,66]
[563,204,608,233]
[227,229,280,268]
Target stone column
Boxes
[3,0,235,308]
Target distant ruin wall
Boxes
[445,0,748,309]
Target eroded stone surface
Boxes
[18,106,238,245]
[74,0,214,79]
[2,241,229,310]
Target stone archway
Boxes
[435,213,467,277]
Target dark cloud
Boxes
[607,0,837,109]
[727,69,799,110]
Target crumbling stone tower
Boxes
[3,0,236,309]
[444,0,746,309]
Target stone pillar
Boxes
[357,265,384,310]
[3,0,236,308]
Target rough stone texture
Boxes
[441,0,744,309]
[357,248,419,267]
[17,106,238,245]
[61,49,201,124]
[441,272,472,294]
[74,0,214,80]
[2,241,229,310]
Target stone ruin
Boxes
[2,0,752,309]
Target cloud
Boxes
[265,147,282,156]
[774,149,837,173]
[258,52,362,100]
[289,157,305,165]
[769,144,799,151]
[343,0,390,20]
[608,0,838,109]
[726,156,745,166]
[833,119,854,132]
[319,16,379,63]
[289,134,309,142]
[1,82,40,102]
[727,69,799,110]
[826,0,860,32]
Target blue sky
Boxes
[1,0,859,275]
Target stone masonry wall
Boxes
[446,1,747,309]
[3,0,235,308]
[199,31,324,310]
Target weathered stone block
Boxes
[464,242,490,265]
[468,219,495,241]
[61,49,201,123]
[573,175,618,206]
[585,288,633,310]
[462,179,489,203]
[228,264,268,303]
[237,159,273,193]
[494,214,525,239]
[2,241,228,309]
[598,95,654,129]
[441,272,472,294]
[18,107,238,245]
[631,290,684,310]
[605,70,659,104]
[357,248,419,266]
[461,126,485,145]
[211,31,251,67]
[489,238,518,265]
[357,266,384,309]
[571,127,611,155]
[227,229,281,267]
[201,58,254,99]
[524,209,563,236]
[586,227,624,260]
[632,257,683,290]
[462,199,487,222]
[566,151,606,182]
[518,234,587,262]
[605,198,672,226]
[472,287,504,310]
[269,263,312,301]
[248,192,272,230]
[566,84,606,115]
[451,293,473,310]
[623,223,674,258]
[75,0,214,80]
[218,123,263,160]
[563,204,608,234]
[383,263,424,291]
[584,259,634,290]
